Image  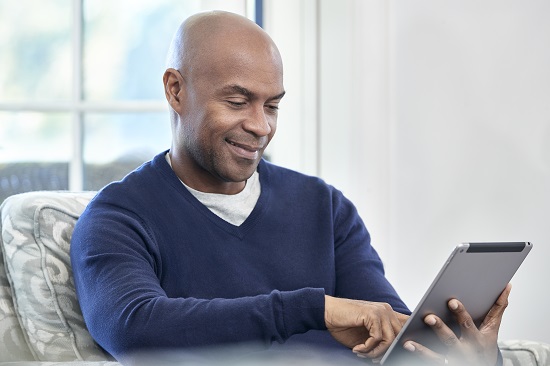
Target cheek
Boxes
[179,112,208,152]
[268,117,277,139]
[185,105,213,136]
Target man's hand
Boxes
[324,295,409,359]
[403,283,511,365]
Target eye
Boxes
[265,104,279,114]
[227,100,246,108]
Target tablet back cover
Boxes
[381,242,532,365]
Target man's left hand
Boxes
[403,283,511,365]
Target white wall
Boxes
[265,0,394,258]
[388,0,550,343]
[263,0,319,176]
[265,0,550,343]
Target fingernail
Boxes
[449,300,459,310]
[404,342,415,352]
[425,315,436,326]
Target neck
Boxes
[167,151,246,195]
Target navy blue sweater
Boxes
[71,151,409,360]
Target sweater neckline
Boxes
[153,151,271,240]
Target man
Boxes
[71,11,509,365]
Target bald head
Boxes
[162,11,285,193]
[166,11,282,80]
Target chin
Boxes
[224,161,259,182]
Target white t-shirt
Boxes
[165,153,260,226]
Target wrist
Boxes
[280,288,326,336]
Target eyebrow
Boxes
[221,84,286,101]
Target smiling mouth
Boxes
[226,139,262,152]
[226,139,264,160]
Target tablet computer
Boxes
[380,241,532,365]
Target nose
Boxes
[242,104,273,137]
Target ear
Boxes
[163,68,186,115]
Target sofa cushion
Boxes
[0,215,35,361]
[0,191,112,361]
[500,339,550,366]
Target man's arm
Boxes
[71,179,413,361]
[71,204,411,361]
[329,187,410,314]
[71,206,327,359]
[317,187,411,358]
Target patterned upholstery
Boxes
[0,191,549,365]
[500,339,550,366]
[0,219,34,361]
[0,191,116,363]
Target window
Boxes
[0,0,257,202]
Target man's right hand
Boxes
[324,295,409,359]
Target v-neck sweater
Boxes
[71,151,409,360]
[165,152,261,226]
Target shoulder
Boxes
[258,159,351,208]
[83,151,183,219]
[74,153,177,250]
[259,159,331,190]
[96,151,177,199]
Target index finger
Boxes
[363,316,385,356]
[354,309,403,358]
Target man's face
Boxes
[176,41,284,191]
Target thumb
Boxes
[480,283,511,331]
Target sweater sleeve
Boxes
[70,203,326,360]
[330,189,410,315]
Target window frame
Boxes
[0,0,259,191]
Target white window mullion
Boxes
[69,0,83,191]
[245,0,256,22]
